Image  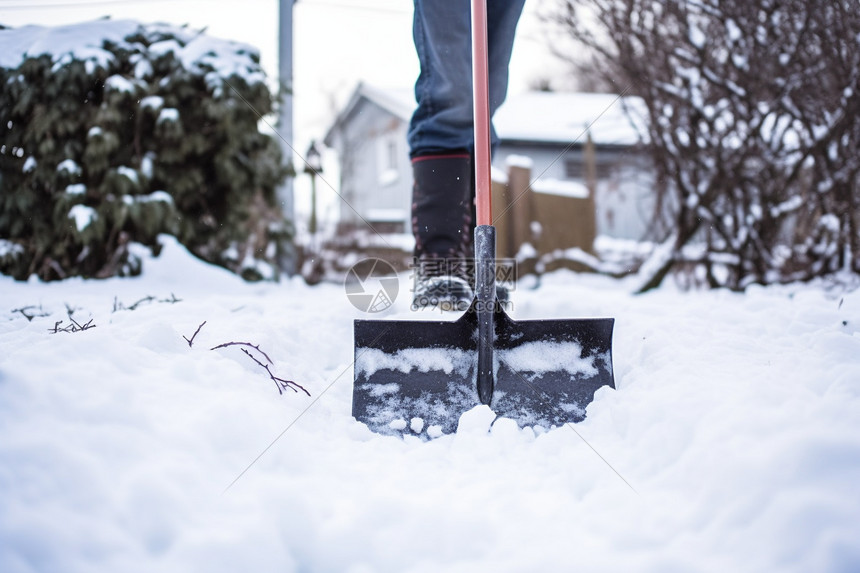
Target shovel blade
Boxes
[353,307,614,437]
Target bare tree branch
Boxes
[183,321,207,347]
[210,341,274,364]
[12,305,49,322]
[210,340,310,396]
[50,315,96,334]
[546,0,860,290]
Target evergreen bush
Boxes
[0,20,293,281]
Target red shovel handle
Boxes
[471,0,492,227]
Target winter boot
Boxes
[410,152,474,311]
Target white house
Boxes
[323,83,655,243]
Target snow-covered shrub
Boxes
[0,20,292,281]
[548,0,860,290]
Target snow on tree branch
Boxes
[547,0,860,290]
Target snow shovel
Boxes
[352,0,615,437]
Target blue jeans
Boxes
[408,0,526,158]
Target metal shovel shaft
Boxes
[474,225,495,405]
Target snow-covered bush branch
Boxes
[0,20,293,281]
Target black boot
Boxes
[410,152,474,310]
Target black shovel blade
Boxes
[353,305,614,438]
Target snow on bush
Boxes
[0,19,292,281]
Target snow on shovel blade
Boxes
[352,306,614,438]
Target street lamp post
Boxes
[301,140,324,285]
[304,140,322,242]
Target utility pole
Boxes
[278,0,296,274]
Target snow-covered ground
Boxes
[1,237,859,573]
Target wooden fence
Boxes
[492,161,597,275]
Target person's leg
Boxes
[408,0,526,157]
[408,0,525,309]
[408,1,472,156]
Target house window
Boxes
[378,135,400,186]
[564,159,583,179]
[386,139,398,171]
[564,158,611,180]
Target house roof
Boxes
[323,83,415,146]
[324,83,646,147]
[354,83,416,121]
[494,91,646,147]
